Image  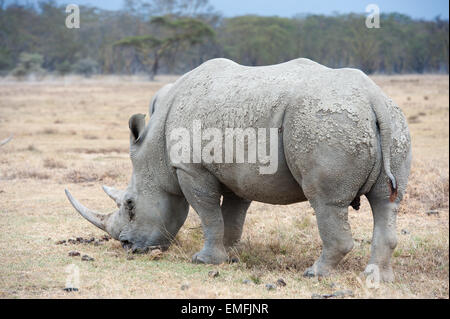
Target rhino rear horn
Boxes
[129,113,146,143]
[102,185,125,208]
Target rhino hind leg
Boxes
[364,166,409,282]
[221,191,251,248]
[303,201,354,278]
[364,197,398,282]
[364,138,411,282]
[176,168,228,265]
[288,148,368,277]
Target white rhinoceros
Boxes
[66,58,411,282]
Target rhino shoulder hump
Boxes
[290,58,322,66]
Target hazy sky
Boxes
[20,0,450,20]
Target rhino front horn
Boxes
[65,189,110,231]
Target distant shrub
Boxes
[55,60,72,75]
[10,52,45,78]
[43,158,67,169]
[0,48,13,71]
[72,58,99,77]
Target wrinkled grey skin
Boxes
[66,58,411,282]
[149,83,173,116]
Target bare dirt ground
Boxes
[0,74,448,299]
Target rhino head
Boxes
[65,113,189,253]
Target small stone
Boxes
[242,279,251,285]
[56,240,66,245]
[276,278,286,287]
[426,210,439,216]
[81,255,94,261]
[265,283,276,291]
[181,284,190,290]
[76,237,83,242]
[401,229,410,235]
[68,239,77,244]
[208,270,219,278]
[93,241,102,246]
[68,251,80,257]
[126,255,134,260]
[332,289,354,298]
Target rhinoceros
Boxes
[65,58,411,282]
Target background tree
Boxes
[218,16,296,66]
[72,57,99,77]
[11,52,44,78]
[114,15,214,79]
[0,0,447,76]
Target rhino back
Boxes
[163,59,391,203]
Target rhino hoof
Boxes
[362,264,395,283]
[192,249,227,265]
[303,265,330,278]
[303,269,317,278]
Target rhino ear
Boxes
[129,113,146,143]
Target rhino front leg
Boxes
[304,202,354,277]
[221,191,251,248]
[176,168,228,265]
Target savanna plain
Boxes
[0,74,448,298]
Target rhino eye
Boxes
[123,198,135,220]
[125,198,135,210]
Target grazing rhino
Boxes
[66,58,411,282]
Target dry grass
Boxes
[43,158,67,169]
[0,74,448,299]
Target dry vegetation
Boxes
[0,74,448,299]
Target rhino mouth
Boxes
[119,228,170,253]
[120,240,133,250]
[120,239,168,253]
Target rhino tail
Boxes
[371,95,397,202]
